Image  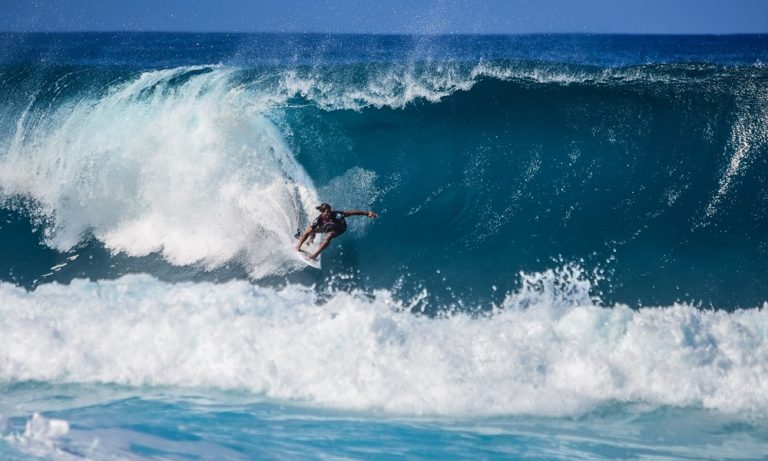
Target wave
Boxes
[1,62,767,307]
[0,66,320,278]
[0,266,765,417]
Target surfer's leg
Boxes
[309,231,336,259]
[296,226,315,251]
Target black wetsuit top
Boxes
[311,211,347,235]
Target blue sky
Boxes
[3,0,767,34]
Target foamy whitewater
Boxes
[1,33,767,459]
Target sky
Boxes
[3,0,767,34]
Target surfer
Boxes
[295,203,378,260]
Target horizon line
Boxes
[2,30,767,37]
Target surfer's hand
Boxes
[367,211,378,219]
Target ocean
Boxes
[0,32,767,460]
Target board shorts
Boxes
[325,222,346,236]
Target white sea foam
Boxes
[273,62,703,111]
[0,67,319,278]
[278,65,476,110]
[274,62,606,111]
[23,413,69,442]
[0,267,765,418]
[1,413,76,461]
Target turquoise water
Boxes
[2,383,767,460]
[0,33,767,459]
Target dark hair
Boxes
[316,203,331,212]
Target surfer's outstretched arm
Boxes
[342,210,378,219]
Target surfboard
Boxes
[289,189,320,269]
[296,241,321,269]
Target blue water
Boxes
[1,33,767,460]
[2,384,766,461]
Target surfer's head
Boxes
[316,203,331,213]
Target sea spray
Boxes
[1,67,320,278]
[1,269,765,417]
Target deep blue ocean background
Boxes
[0,33,767,460]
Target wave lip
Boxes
[271,61,754,111]
[0,268,766,417]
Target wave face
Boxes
[1,33,768,311]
